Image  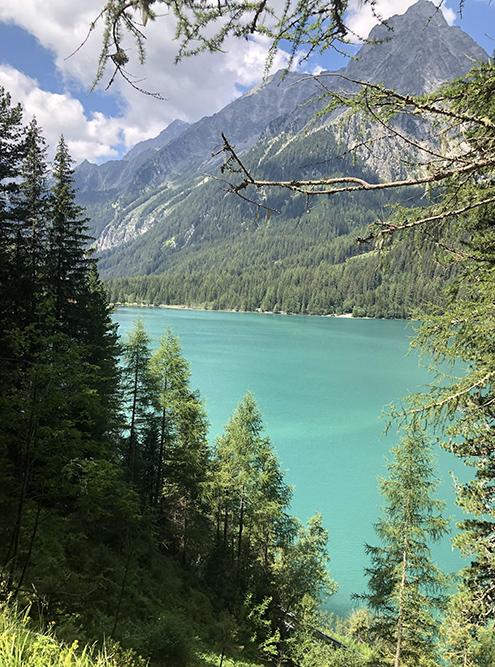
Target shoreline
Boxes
[110,301,365,319]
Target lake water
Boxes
[112,306,465,618]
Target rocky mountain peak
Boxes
[78,0,489,256]
[345,0,487,93]
[122,119,190,162]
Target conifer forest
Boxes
[2,1,495,665]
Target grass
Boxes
[0,604,146,667]
[0,603,269,667]
[195,652,265,667]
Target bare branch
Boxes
[368,195,495,238]
[65,9,106,61]
[217,132,495,196]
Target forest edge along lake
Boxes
[113,306,465,619]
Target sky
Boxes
[0,0,494,165]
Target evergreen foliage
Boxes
[6,0,495,659]
[148,328,211,563]
[48,136,94,328]
[0,89,339,664]
[357,424,450,666]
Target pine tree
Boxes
[48,135,93,329]
[120,316,157,495]
[149,328,210,563]
[15,117,50,324]
[358,423,450,666]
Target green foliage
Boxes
[149,327,211,563]
[439,585,495,667]
[101,144,446,318]
[120,316,157,495]
[48,135,94,328]
[203,393,337,663]
[357,423,450,666]
[207,393,294,600]
[0,604,146,667]
[0,97,124,626]
[365,63,495,639]
[279,604,374,667]
[124,610,195,667]
[275,514,338,612]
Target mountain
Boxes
[76,0,488,318]
[345,0,486,94]
[121,119,190,162]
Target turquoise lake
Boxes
[112,306,465,618]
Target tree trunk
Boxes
[155,378,167,506]
[223,495,229,552]
[395,516,410,667]
[5,372,40,588]
[126,356,140,484]
[14,494,42,598]
[237,490,245,577]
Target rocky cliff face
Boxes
[345,0,487,94]
[122,119,191,162]
[76,0,487,256]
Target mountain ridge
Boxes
[77,0,488,317]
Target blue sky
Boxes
[0,0,493,164]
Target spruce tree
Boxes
[358,423,450,666]
[16,117,50,324]
[0,87,25,330]
[149,328,210,563]
[48,135,93,330]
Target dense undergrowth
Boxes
[0,603,268,667]
[0,603,375,667]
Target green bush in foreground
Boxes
[0,604,146,667]
[0,603,273,667]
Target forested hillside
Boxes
[4,0,495,664]
[76,1,485,318]
[102,143,450,318]
[0,88,352,666]
[104,203,449,318]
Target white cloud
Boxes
[0,65,123,163]
[0,1,295,162]
[311,64,325,76]
[219,34,291,87]
[0,0,458,164]
[0,0,105,90]
[441,5,456,25]
[346,0,455,42]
